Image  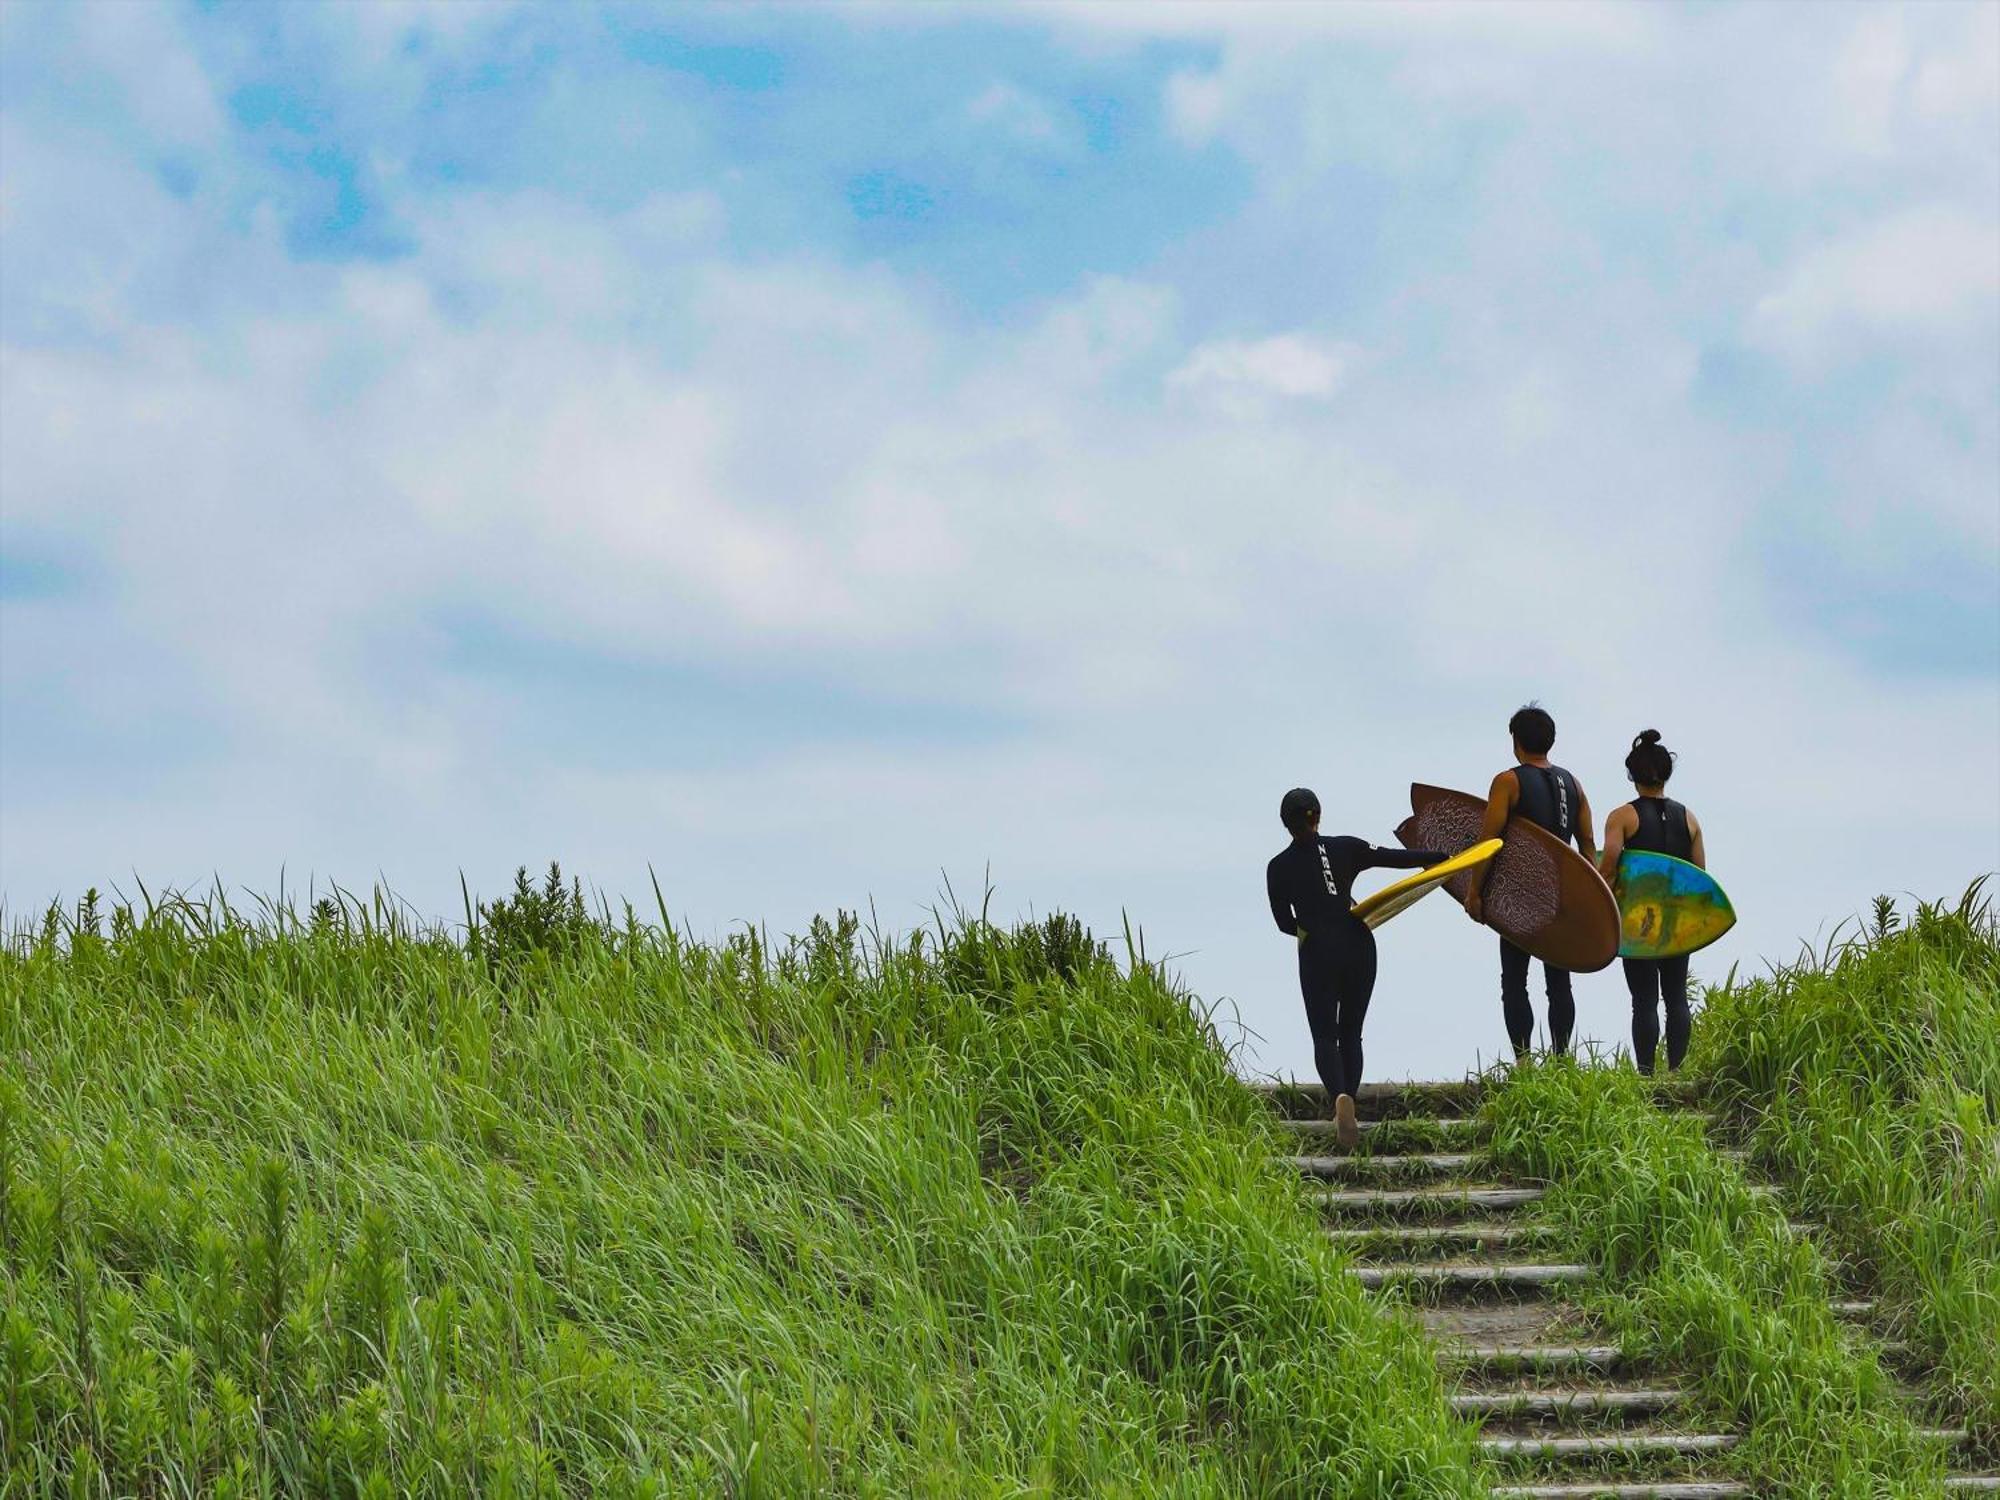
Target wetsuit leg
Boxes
[1659,954,1692,1071]
[1544,964,1575,1055]
[1298,941,1346,1103]
[1624,958,1662,1074]
[1334,928,1378,1098]
[1500,939,1534,1058]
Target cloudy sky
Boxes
[3,1,1996,1080]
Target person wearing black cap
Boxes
[1267,788,1447,1148]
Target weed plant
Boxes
[1486,1060,1944,1498]
[1694,882,1999,1440]
[0,881,1480,1497]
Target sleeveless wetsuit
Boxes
[1623,795,1695,1073]
[1627,796,1693,860]
[1268,836,1441,1101]
[1513,763,1583,846]
[1498,763,1585,1058]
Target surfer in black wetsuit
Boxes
[1599,730,1708,1075]
[1465,704,1598,1060]
[1267,787,1447,1147]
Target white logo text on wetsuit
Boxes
[1319,843,1338,896]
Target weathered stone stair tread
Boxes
[1481,1430,1735,1457]
[1253,1079,1474,1102]
[1943,1478,2000,1492]
[1452,1387,1684,1417]
[1253,1077,1700,1112]
[1356,1261,1594,1289]
[1327,1221,1539,1246]
[1311,1185,1544,1211]
[1422,1302,1593,1344]
[1489,1485,1747,1499]
[1830,1298,1878,1317]
[1446,1344,1627,1371]
[1253,1078,1485,1119]
[1277,1115,1481,1134]
[1288,1152,1480,1177]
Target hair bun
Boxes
[1635,729,1662,747]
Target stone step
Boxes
[1481,1430,1735,1459]
[1288,1152,1481,1180]
[1944,1478,2000,1493]
[1277,1114,1483,1136]
[1422,1302,1595,1347]
[1356,1262,1594,1293]
[1253,1078,1484,1120]
[1255,1078,1708,1123]
[1278,1116,1488,1155]
[1490,1485,1747,1499]
[1832,1298,1878,1319]
[1452,1387,1684,1420]
[1445,1344,1627,1373]
[1310,1185,1545,1216]
[1327,1221,1545,1253]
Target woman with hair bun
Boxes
[1598,731,1708,1074]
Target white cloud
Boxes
[67,2,225,149]
[1122,2,1999,200]
[3,1,1996,1089]
[1164,69,1227,146]
[1829,8,1914,159]
[1753,207,2000,363]
[967,81,1063,147]
[1912,37,2000,124]
[1037,0,1656,50]
[1167,333,1355,404]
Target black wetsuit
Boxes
[1623,796,1696,1074]
[1268,836,1441,1100]
[1500,763,1585,1058]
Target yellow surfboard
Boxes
[1352,838,1504,930]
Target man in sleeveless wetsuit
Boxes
[1267,787,1445,1146]
[1464,705,1597,1059]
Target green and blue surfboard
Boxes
[1616,851,1736,959]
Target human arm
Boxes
[1687,810,1706,870]
[1358,844,1449,872]
[1599,803,1635,884]
[1266,861,1298,937]
[1575,781,1598,864]
[1466,771,1517,920]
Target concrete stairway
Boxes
[1261,1078,1998,1497]
[1260,1079,1756,1499]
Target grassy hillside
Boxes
[0,874,1478,1498]
[1694,883,2000,1436]
[1488,1063,1945,1497]
[1483,882,1998,1496]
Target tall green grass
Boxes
[1486,1061,1945,1498]
[1694,882,2000,1440]
[0,879,1479,1497]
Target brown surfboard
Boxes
[1394,782,1619,973]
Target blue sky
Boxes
[3,1,1996,1079]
